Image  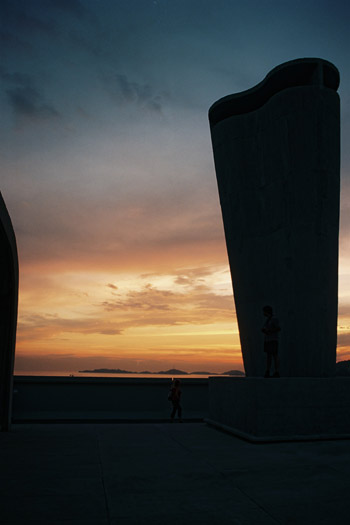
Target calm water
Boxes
[14,370,231,379]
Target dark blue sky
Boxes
[2,0,349,259]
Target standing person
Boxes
[262,305,281,378]
[170,379,183,422]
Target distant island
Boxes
[78,367,245,376]
[78,362,350,377]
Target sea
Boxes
[14,370,235,379]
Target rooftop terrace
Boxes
[1,421,349,524]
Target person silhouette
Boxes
[170,379,183,422]
[262,305,281,377]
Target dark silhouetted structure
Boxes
[209,58,340,377]
[0,193,19,431]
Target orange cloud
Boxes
[15,260,242,373]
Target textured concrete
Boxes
[1,422,350,524]
[209,58,340,377]
[208,377,350,441]
[0,192,19,431]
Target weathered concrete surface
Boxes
[0,193,19,431]
[209,59,340,377]
[1,422,350,524]
[208,377,350,441]
[12,377,209,421]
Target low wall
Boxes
[12,376,209,422]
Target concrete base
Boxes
[207,377,350,442]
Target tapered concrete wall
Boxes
[209,59,340,377]
[0,193,19,431]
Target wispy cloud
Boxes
[48,0,88,18]
[2,68,61,124]
[6,86,60,122]
[16,265,235,348]
[107,283,118,290]
[101,284,174,313]
[101,70,166,113]
[10,11,56,37]
[17,313,123,341]
[10,185,225,271]
[337,332,350,348]
[0,30,31,53]
[100,279,234,329]
[173,266,217,287]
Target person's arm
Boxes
[262,318,280,334]
[269,318,281,333]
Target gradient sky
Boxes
[1,0,350,373]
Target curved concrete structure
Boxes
[209,58,340,377]
[0,193,19,430]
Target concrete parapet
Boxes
[12,376,209,422]
[207,376,350,442]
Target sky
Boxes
[1,0,350,374]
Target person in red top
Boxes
[170,379,182,422]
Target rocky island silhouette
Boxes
[78,367,245,376]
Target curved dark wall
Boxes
[0,193,19,430]
[209,58,340,377]
[209,58,339,125]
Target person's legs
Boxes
[171,403,177,419]
[272,352,280,376]
[171,402,182,421]
[265,352,272,377]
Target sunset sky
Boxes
[1,0,350,374]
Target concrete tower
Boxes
[0,193,19,431]
[209,58,340,377]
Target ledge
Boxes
[14,375,209,385]
[205,418,350,443]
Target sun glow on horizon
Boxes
[15,256,350,374]
[15,262,246,374]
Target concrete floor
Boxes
[1,422,349,524]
